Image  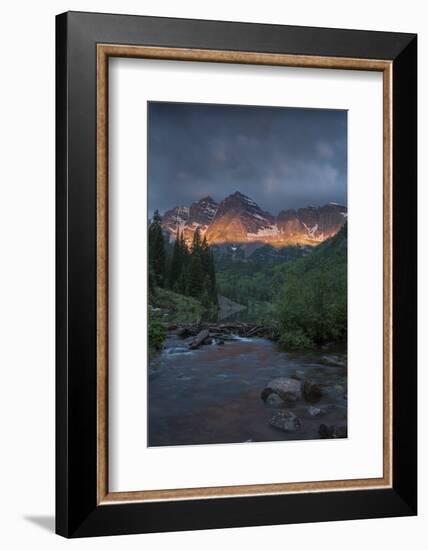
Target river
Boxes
[148,334,347,447]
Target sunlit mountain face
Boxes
[160,191,347,248]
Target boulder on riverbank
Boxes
[261,377,302,403]
[270,410,301,432]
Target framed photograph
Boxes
[56,11,417,537]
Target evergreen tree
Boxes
[148,265,157,301]
[178,232,190,294]
[201,236,210,270]
[188,252,203,298]
[180,231,190,270]
[173,272,183,294]
[207,246,218,305]
[168,229,182,288]
[148,209,166,287]
[191,226,202,255]
[152,221,218,309]
[188,227,204,297]
[201,236,218,305]
[200,275,212,309]
[275,224,347,348]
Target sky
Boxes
[148,101,347,217]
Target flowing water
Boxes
[148,334,347,447]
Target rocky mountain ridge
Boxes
[161,191,347,247]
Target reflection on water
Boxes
[148,335,347,447]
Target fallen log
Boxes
[188,329,210,350]
[246,325,263,337]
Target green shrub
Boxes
[148,318,166,352]
[278,328,313,349]
[150,287,205,324]
[275,224,347,349]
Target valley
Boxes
[148,192,347,446]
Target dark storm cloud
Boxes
[148,102,347,216]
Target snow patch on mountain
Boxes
[160,192,347,247]
[248,225,281,238]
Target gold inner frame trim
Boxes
[96,44,393,505]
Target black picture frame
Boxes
[56,11,417,538]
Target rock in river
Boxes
[177,326,192,338]
[307,406,324,417]
[319,424,347,439]
[302,379,322,403]
[307,404,336,416]
[265,393,284,408]
[261,377,301,403]
[270,410,301,432]
[291,370,306,381]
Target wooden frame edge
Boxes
[97,45,109,503]
[383,62,393,490]
[96,44,393,504]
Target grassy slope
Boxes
[215,247,307,308]
[150,287,206,324]
[274,224,347,348]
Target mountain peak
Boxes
[160,193,347,247]
[196,195,216,203]
[228,190,252,200]
[221,191,259,208]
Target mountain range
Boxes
[161,191,347,248]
